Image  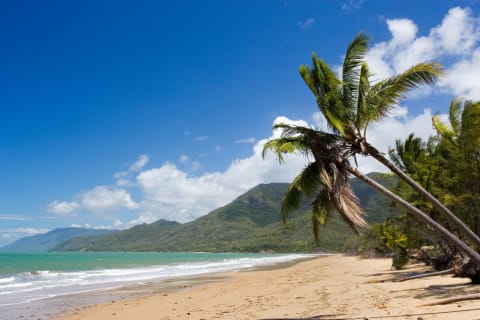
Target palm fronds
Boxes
[369,62,443,122]
[263,122,367,235]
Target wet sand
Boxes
[56,255,480,320]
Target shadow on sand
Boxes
[260,306,480,319]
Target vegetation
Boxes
[55,180,397,253]
[377,100,480,280]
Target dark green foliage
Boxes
[56,179,397,253]
[216,183,290,226]
[363,221,409,269]
[375,102,480,270]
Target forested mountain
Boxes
[55,174,398,252]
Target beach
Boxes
[56,255,480,320]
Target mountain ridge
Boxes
[0,227,113,252]
[55,174,399,252]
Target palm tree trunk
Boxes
[366,144,480,249]
[395,268,454,282]
[348,166,480,265]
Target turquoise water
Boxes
[0,251,317,307]
[0,251,259,275]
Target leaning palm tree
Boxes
[263,122,480,265]
[299,32,480,250]
[262,124,367,240]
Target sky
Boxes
[1,0,480,246]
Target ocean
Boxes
[0,251,317,316]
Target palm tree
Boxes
[263,32,480,265]
[263,122,480,264]
[389,133,428,175]
[263,124,480,264]
[262,124,367,240]
[299,32,480,250]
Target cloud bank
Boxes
[367,7,480,100]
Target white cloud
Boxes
[341,0,364,12]
[431,7,478,55]
[178,155,202,171]
[47,200,80,216]
[179,155,189,164]
[298,18,315,30]
[0,228,49,235]
[116,178,133,187]
[129,154,149,172]
[113,171,128,179]
[196,135,208,142]
[365,6,480,100]
[113,154,149,186]
[234,137,256,144]
[90,225,113,230]
[191,161,202,171]
[81,186,139,211]
[0,214,29,221]
[135,116,308,223]
[439,49,480,99]
[387,19,418,46]
[121,215,159,229]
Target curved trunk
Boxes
[348,166,480,265]
[366,144,480,249]
[423,293,480,306]
[395,268,454,282]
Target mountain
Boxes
[0,227,113,252]
[55,174,399,253]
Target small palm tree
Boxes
[389,133,428,175]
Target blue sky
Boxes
[1,0,480,246]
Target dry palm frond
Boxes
[329,164,367,232]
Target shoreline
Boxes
[49,255,320,319]
[56,255,480,320]
[0,254,320,320]
[1,252,318,320]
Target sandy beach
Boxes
[57,255,480,320]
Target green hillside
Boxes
[55,174,398,253]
